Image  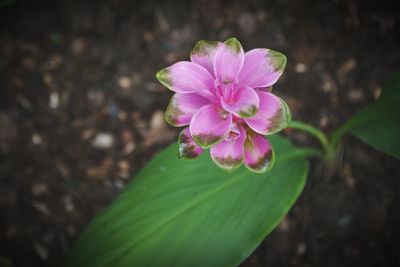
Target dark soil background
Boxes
[1,0,400,266]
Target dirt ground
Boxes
[1,0,400,266]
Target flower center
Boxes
[224,122,241,142]
[214,78,239,104]
[225,129,240,142]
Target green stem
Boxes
[288,120,330,155]
[279,147,323,161]
[329,123,351,149]
[294,148,324,159]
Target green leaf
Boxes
[65,135,309,267]
[334,71,400,159]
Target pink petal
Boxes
[178,127,204,159]
[213,38,244,84]
[165,93,211,127]
[245,91,291,135]
[243,131,275,173]
[210,124,246,171]
[238,48,287,88]
[221,86,259,118]
[156,61,214,93]
[189,104,232,148]
[190,40,220,77]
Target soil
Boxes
[1,0,400,266]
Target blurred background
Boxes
[0,0,399,266]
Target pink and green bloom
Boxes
[156,38,291,173]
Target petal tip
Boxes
[238,104,258,118]
[266,98,292,135]
[212,156,242,172]
[267,49,287,72]
[282,99,292,126]
[164,109,180,127]
[192,133,222,149]
[190,40,218,59]
[164,97,185,127]
[178,129,203,159]
[178,147,201,160]
[224,37,243,54]
[245,146,275,173]
[156,68,172,90]
[243,133,275,173]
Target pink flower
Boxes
[156,38,291,173]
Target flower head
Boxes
[157,38,291,173]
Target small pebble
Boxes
[43,73,53,86]
[295,63,308,73]
[143,30,154,42]
[321,74,336,93]
[46,54,64,70]
[118,76,132,90]
[114,180,125,189]
[32,134,42,145]
[31,183,48,196]
[71,38,87,54]
[32,201,50,215]
[348,88,364,102]
[373,86,382,99]
[92,133,114,149]
[62,196,75,213]
[123,141,136,154]
[49,92,60,109]
[319,114,329,128]
[118,160,130,172]
[21,56,36,70]
[34,242,48,261]
[87,90,105,106]
[121,129,133,143]
[337,58,357,83]
[118,160,130,179]
[118,111,128,121]
[81,129,94,140]
[297,242,307,255]
[150,111,165,130]
[279,216,290,232]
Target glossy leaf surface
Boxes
[65,135,309,267]
[339,72,400,159]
